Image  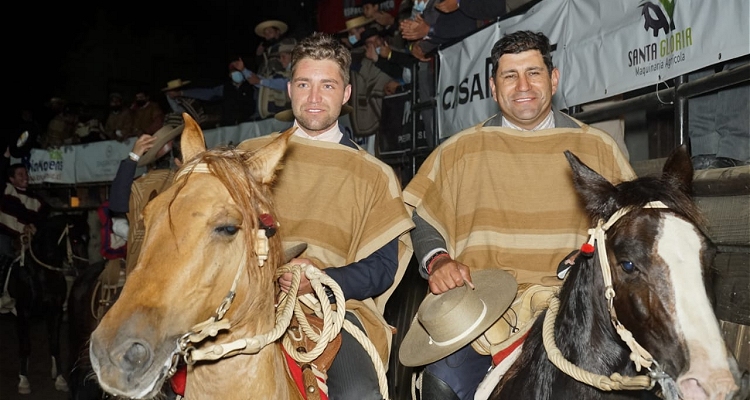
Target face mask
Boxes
[348,35,358,45]
[375,47,381,56]
[231,71,245,84]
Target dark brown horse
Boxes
[487,146,745,400]
[6,212,90,395]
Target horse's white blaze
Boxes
[657,215,735,393]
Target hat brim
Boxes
[255,20,288,37]
[162,81,191,91]
[338,17,374,33]
[274,104,354,122]
[137,124,185,167]
[398,269,518,367]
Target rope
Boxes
[276,262,391,400]
[542,297,654,391]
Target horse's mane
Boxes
[167,146,284,268]
[611,174,708,233]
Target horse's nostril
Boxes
[122,342,151,372]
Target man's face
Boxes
[280,52,292,69]
[263,27,279,41]
[288,58,351,136]
[489,50,559,130]
[363,4,378,18]
[10,167,29,190]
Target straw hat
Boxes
[255,20,288,37]
[137,124,185,167]
[162,79,191,92]
[278,38,297,54]
[274,104,354,122]
[340,16,373,33]
[399,269,518,367]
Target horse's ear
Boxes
[180,112,207,162]
[661,145,694,196]
[564,150,617,217]
[249,126,297,184]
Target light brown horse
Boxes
[88,114,304,399]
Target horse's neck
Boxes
[553,257,633,372]
[186,343,301,399]
[495,258,636,400]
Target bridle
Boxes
[19,223,89,272]
[542,201,680,397]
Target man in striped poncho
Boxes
[401,30,636,400]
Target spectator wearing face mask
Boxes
[131,89,165,136]
[340,16,377,50]
[174,59,258,127]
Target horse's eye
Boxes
[620,261,635,273]
[216,225,239,236]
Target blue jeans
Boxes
[424,344,492,400]
[688,60,750,162]
[327,312,382,400]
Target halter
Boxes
[19,223,89,272]
[543,201,679,395]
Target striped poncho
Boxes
[403,115,635,286]
[238,134,414,360]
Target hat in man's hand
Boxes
[162,79,192,92]
[255,20,288,37]
[398,269,518,367]
[137,124,185,167]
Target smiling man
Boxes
[401,30,635,399]
[238,32,414,400]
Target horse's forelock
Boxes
[171,147,283,267]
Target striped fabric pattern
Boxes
[0,184,45,236]
[403,120,635,286]
[238,135,415,313]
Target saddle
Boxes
[285,312,342,400]
[93,258,126,321]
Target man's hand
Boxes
[247,74,261,85]
[256,43,265,56]
[400,14,430,41]
[365,43,379,61]
[384,80,400,95]
[132,134,157,158]
[410,40,433,62]
[427,257,474,295]
[277,257,318,296]
[23,224,37,236]
[435,0,459,13]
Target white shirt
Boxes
[502,110,556,131]
[292,121,343,144]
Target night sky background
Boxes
[6,0,320,136]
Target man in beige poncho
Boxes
[238,32,414,399]
[401,30,635,399]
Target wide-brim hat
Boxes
[278,38,297,54]
[137,124,185,167]
[274,104,354,122]
[339,16,373,33]
[353,27,387,48]
[399,269,518,367]
[162,79,191,92]
[255,20,288,37]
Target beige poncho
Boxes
[403,118,635,286]
[240,134,413,300]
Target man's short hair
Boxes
[490,30,554,77]
[291,32,352,86]
[7,164,26,180]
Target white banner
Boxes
[437,0,750,139]
[26,147,77,184]
[20,116,368,184]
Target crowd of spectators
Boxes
[9,0,530,154]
